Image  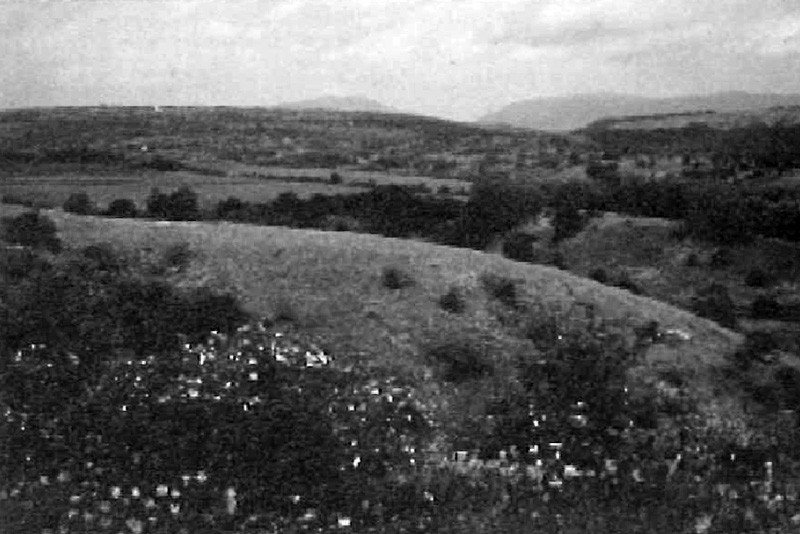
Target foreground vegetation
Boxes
[0,211,798,533]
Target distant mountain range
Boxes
[274,95,400,114]
[478,92,800,131]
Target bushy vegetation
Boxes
[62,191,97,215]
[439,286,466,314]
[0,242,247,373]
[692,283,738,329]
[106,198,138,218]
[381,265,414,290]
[745,267,775,288]
[146,186,199,221]
[426,340,493,382]
[480,272,521,309]
[1,211,62,253]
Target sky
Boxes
[2,0,800,120]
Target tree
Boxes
[167,186,199,220]
[63,191,96,215]
[146,187,169,218]
[106,198,137,218]
[1,211,62,253]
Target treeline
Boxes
[53,177,800,257]
[0,148,184,173]
[587,124,800,174]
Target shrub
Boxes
[426,340,493,382]
[272,296,301,324]
[166,185,199,220]
[106,198,137,218]
[0,245,50,281]
[615,271,644,295]
[752,295,782,319]
[502,232,537,263]
[329,171,343,184]
[552,200,586,243]
[589,267,609,284]
[480,272,521,309]
[81,243,124,272]
[381,266,414,289]
[146,187,169,218]
[161,242,194,273]
[63,191,96,215]
[439,286,466,314]
[216,196,245,219]
[693,283,738,329]
[685,253,701,267]
[745,268,774,288]
[709,247,735,269]
[1,211,62,253]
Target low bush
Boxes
[685,252,701,267]
[439,286,466,314]
[744,268,774,288]
[480,272,521,309]
[693,283,738,329]
[106,198,138,218]
[1,211,62,253]
[751,295,782,319]
[62,191,96,215]
[81,242,125,272]
[381,265,414,289]
[589,267,609,284]
[272,296,301,324]
[161,241,194,273]
[501,232,537,263]
[614,271,644,295]
[426,340,493,382]
[709,247,735,269]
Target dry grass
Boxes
[0,204,745,420]
[0,171,371,210]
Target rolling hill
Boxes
[1,204,745,424]
[274,95,400,113]
[479,91,800,131]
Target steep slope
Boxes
[480,91,800,131]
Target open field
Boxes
[0,170,372,210]
[0,204,744,413]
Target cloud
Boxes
[2,0,800,118]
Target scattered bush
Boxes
[426,340,493,382]
[744,268,774,288]
[480,272,521,309]
[81,243,125,272]
[329,171,343,184]
[439,286,466,314]
[381,266,414,289]
[1,211,62,253]
[272,296,301,324]
[146,186,199,220]
[685,253,701,267]
[589,267,609,284]
[161,242,194,273]
[502,232,537,263]
[709,247,735,269]
[106,198,137,218]
[614,271,644,295]
[62,191,96,215]
[693,283,738,329]
[751,295,782,319]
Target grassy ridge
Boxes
[1,205,742,400]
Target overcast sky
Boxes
[2,0,800,120]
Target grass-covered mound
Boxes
[9,206,800,532]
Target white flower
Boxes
[156,484,168,497]
[110,486,121,499]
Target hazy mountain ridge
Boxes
[479,92,800,131]
[587,105,800,131]
[274,95,400,114]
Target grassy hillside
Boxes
[0,205,744,416]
